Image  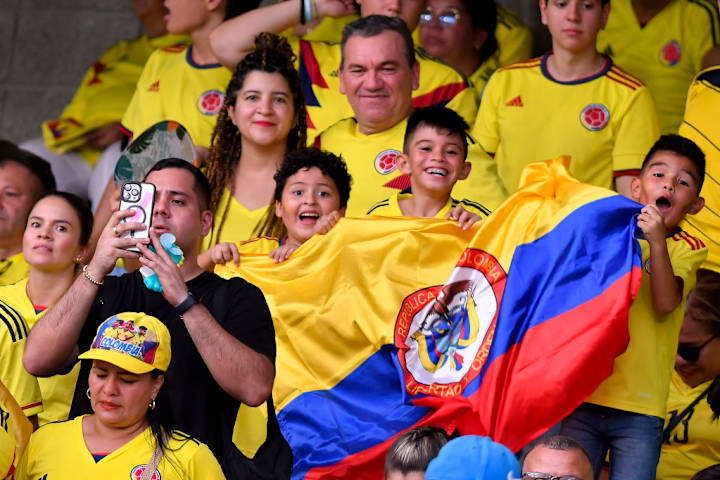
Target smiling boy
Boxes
[562,134,708,480]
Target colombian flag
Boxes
[216,158,643,479]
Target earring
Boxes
[149,399,156,410]
[73,256,82,263]
[86,388,91,399]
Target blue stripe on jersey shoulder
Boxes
[0,300,27,342]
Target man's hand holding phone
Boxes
[85,209,151,281]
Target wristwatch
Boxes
[173,291,198,317]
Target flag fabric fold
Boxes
[216,157,643,479]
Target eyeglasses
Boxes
[677,335,717,362]
[523,473,583,480]
[419,8,462,27]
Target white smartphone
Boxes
[119,182,155,252]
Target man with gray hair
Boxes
[522,435,594,480]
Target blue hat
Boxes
[425,435,521,480]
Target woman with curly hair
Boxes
[198,33,307,270]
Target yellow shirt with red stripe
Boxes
[315,117,507,216]
[367,191,491,219]
[656,371,720,480]
[597,0,720,134]
[587,230,708,418]
[0,279,80,426]
[201,188,270,253]
[283,34,477,141]
[0,293,41,422]
[299,5,532,68]
[41,33,188,166]
[0,253,29,288]
[472,54,660,195]
[14,416,226,480]
[679,67,720,273]
[120,45,232,148]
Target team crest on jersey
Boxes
[197,90,224,116]
[131,464,161,480]
[395,249,506,397]
[374,149,401,175]
[660,40,682,66]
[580,104,610,131]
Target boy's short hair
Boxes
[144,158,212,212]
[403,107,470,159]
[273,148,353,208]
[0,139,56,196]
[384,426,450,476]
[641,134,706,192]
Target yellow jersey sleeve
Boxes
[0,303,41,418]
[587,231,707,418]
[679,67,720,273]
[0,425,14,479]
[0,253,29,288]
[597,0,720,134]
[657,372,720,480]
[495,4,533,66]
[184,441,226,479]
[121,46,231,148]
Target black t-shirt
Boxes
[70,271,291,479]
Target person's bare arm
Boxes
[23,210,149,376]
[702,46,720,69]
[137,234,274,405]
[209,0,355,68]
[637,204,682,315]
[614,175,634,199]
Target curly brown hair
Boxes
[204,32,307,245]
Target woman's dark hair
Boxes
[35,191,93,246]
[461,0,498,63]
[146,370,191,474]
[205,33,307,244]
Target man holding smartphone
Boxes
[23,159,290,479]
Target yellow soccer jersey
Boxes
[0,280,79,426]
[201,188,270,253]
[0,253,28,287]
[286,35,477,141]
[0,294,41,421]
[120,45,232,149]
[587,230,708,418]
[0,425,13,479]
[679,67,720,273]
[473,54,660,195]
[300,5,532,67]
[656,371,720,480]
[367,191,491,219]
[42,33,188,166]
[597,0,720,134]
[315,117,506,216]
[469,55,502,103]
[15,416,226,480]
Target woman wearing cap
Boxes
[657,270,720,480]
[14,312,226,480]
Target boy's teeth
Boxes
[427,168,446,176]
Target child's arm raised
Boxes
[198,242,241,272]
[637,204,683,315]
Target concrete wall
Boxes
[0,0,547,146]
[0,1,141,144]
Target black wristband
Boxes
[173,291,198,317]
[299,0,306,24]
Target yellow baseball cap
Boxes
[78,312,171,374]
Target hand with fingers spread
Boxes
[86,209,150,281]
[269,242,300,264]
[136,232,189,306]
[447,205,483,230]
[637,203,667,244]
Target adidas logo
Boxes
[506,96,523,107]
[148,81,159,92]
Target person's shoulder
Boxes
[695,65,720,86]
[0,295,28,344]
[684,0,720,25]
[668,228,708,254]
[494,56,543,76]
[366,198,392,215]
[31,417,77,441]
[318,117,358,139]
[603,63,647,92]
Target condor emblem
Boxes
[395,249,506,397]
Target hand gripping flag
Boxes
[216,158,643,479]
